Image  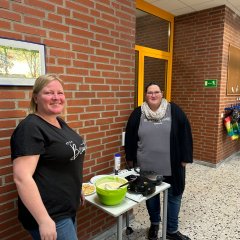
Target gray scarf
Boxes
[141,98,168,121]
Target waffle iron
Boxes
[125,170,163,196]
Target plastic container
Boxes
[114,153,121,175]
[95,175,128,205]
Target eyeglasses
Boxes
[146,91,161,96]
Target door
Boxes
[135,0,174,106]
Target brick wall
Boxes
[173,5,240,164]
[0,0,136,239]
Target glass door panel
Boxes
[135,53,168,106]
[135,45,171,106]
[136,9,170,52]
[144,56,167,96]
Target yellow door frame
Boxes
[135,0,174,105]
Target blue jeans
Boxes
[28,217,78,240]
[146,187,182,233]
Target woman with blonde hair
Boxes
[11,74,86,240]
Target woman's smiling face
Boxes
[34,80,65,116]
[145,84,162,111]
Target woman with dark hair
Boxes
[125,82,193,240]
[11,74,86,240]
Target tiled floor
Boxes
[106,154,240,240]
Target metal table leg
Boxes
[117,215,123,240]
[126,211,130,227]
[162,188,168,240]
[126,211,134,235]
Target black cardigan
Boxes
[124,102,193,195]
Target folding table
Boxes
[85,169,170,240]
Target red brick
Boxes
[12,4,45,18]
[0,19,11,29]
[0,9,21,21]
[14,23,46,36]
[23,16,41,26]
[57,6,71,17]
[47,13,63,23]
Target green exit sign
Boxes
[204,79,217,88]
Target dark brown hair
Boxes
[145,82,161,93]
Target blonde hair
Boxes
[29,74,64,114]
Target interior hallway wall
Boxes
[172,5,240,165]
[0,1,135,239]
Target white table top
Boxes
[85,193,137,217]
[85,169,170,218]
[85,182,170,217]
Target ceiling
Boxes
[138,0,240,17]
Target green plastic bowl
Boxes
[95,175,128,206]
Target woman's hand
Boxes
[80,192,85,206]
[39,217,57,240]
[181,162,187,167]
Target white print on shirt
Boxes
[66,141,86,161]
[154,117,171,126]
[144,117,171,125]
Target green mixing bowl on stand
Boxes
[95,175,128,206]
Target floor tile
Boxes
[104,157,240,240]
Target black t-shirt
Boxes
[11,114,86,230]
